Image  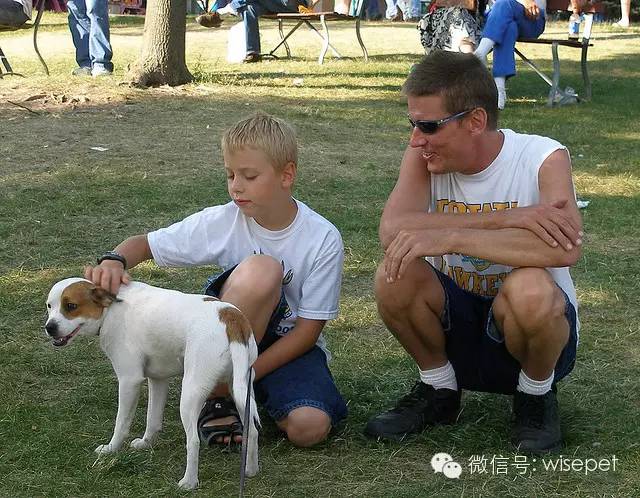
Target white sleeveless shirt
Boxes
[427,129,579,331]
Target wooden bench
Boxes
[515,2,598,106]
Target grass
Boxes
[2,12,640,498]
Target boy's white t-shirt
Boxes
[147,199,344,358]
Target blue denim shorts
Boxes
[431,266,578,395]
[204,268,348,426]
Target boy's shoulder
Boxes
[296,200,343,244]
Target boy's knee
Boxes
[235,254,283,292]
[281,407,331,447]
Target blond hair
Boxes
[222,112,298,170]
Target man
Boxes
[0,0,31,27]
[67,0,113,76]
[364,51,582,454]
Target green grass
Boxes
[1,13,640,498]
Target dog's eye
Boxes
[47,304,51,309]
[65,302,78,312]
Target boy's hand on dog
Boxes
[84,261,130,295]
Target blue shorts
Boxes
[432,266,578,395]
[204,268,348,426]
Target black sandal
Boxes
[198,397,244,450]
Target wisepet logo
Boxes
[431,452,462,479]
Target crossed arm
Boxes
[381,146,583,282]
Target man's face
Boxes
[407,94,472,175]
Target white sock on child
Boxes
[474,37,495,64]
[419,361,458,391]
[517,370,554,396]
[494,76,506,109]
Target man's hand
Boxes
[500,200,583,250]
[523,0,540,20]
[84,261,130,295]
[384,229,452,283]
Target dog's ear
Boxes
[90,287,122,308]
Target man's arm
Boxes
[83,234,153,295]
[384,149,583,281]
[381,147,581,251]
[251,318,324,380]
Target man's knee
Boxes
[280,407,331,447]
[374,261,443,315]
[499,268,566,329]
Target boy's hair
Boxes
[222,112,298,170]
[402,51,499,130]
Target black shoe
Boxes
[243,53,261,63]
[512,389,562,454]
[364,382,461,441]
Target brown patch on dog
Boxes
[218,306,252,344]
[60,281,119,320]
[203,296,219,302]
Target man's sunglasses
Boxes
[408,109,474,134]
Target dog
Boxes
[44,277,260,490]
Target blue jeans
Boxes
[482,0,545,78]
[239,0,300,55]
[67,0,113,71]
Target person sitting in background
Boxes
[418,0,482,54]
[473,0,547,109]
[0,0,31,28]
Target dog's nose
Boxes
[45,321,58,336]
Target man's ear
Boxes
[281,161,297,188]
[91,287,121,308]
[467,108,489,135]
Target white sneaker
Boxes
[91,66,113,78]
[614,19,630,28]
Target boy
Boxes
[84,113,347,447]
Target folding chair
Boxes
[0,0,49,77]
[264,0,368,64]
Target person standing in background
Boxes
[67,0,114,76]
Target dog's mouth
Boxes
[52,324,82,347]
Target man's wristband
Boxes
[97,251,127,270]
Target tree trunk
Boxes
[127,0,193,87]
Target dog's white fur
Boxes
[45,277,260,490]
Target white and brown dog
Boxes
[44,277,260,490]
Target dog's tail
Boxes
[221,306,261,430]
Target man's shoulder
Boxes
[503,129,564,150]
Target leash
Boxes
[238,366,254,498]
[32,0,49,75]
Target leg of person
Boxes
[492,267,577,454]
[0,0,29,27]
[364,260,462,441]
[384,0,401,21]
[255,346,347,447]
[85,0,113,75]
[198,255,284,446]
[617,0,631,27]
[66,0,93,75]
[241,0,299,61]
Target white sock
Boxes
[419,361,458,391]
[474,37,495,64]
[494,76,506,109]
[517,370,554,396]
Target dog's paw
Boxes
[177,476,199,490]
[94,444,115,455]
[130,438,152,450]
